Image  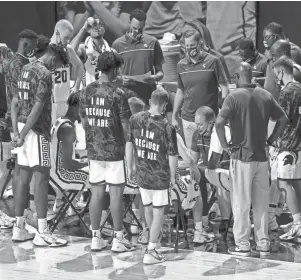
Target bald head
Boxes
[195,106,215,123]
[270,39,291,61]
[53,20,74,46]
[238,62,252,84]
[55,19,73,32]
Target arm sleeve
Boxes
[166,124,178,156]
[153,40,165,69]
[213,57,227,84]
[219,56,231,81]
[218,94,235,120]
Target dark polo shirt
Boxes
[207,47,231,82]
[250,52,267,77]
[219,84,285,162]
[177,52,226,122]
[112,33,164,106]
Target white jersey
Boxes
[50,118,88,190]
[84,36,111,85]
[52,64,71,103]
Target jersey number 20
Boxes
[54,70,68,84]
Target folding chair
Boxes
[170,189,189,253]
[99,183,143,241]
[48,177,91,235]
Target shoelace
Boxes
[150,249,165,260]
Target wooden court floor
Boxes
[1,232,301,280]
[1,198,301,279]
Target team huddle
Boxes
[0,7,301,266]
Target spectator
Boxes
[172,29,228,149]
[215,61,288,257]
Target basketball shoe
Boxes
[279,221,301,242]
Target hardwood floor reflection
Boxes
[1,233,301,280]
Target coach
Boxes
[112,8,164,108]
[172,30,228,149]
[215,62,288,257]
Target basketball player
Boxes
[0,30,38,228]
[79,51,134,252]
[127,88,178,265]
[272,56,301,243]
[267,40,301,231]
[47,92,88,222]
[270,40,301,83]
[50,20,84,122]
[10,36,68,247]
[71,16,111,86]
[0,45,15,229]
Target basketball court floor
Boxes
[1,199,301,280]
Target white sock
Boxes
[92,229,101,238]
[195,221,203,231]
[38,218,48,233]
[148,242,157,251]
[292,213,301,223]
[16,216,25,229]
[115,230,123,239]
[29,201,36,212]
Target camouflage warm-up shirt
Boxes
[79,81,132,161]
[16,61,53,140]
[128,111,178,190]
[277,81,301,151]
[6,53,29,120]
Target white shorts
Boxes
[277,150,301,180]
[52,102,68,124]
[89,160,125,185]
[15,123,51,168]
[140,188,170,207]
